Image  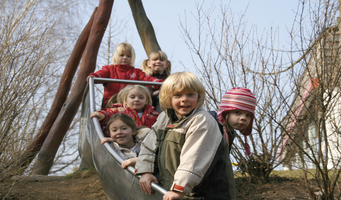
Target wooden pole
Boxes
[127,0,161,56]
[33,0,114,175]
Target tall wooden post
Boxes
[128,0,161,56]
[33,0,114,175]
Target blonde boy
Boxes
[135,72,236,200]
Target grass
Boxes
[270,169,305,178]
[65,168,97,179]
[235,169,341,181]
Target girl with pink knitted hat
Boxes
[217,87,257,155]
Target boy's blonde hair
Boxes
[117,85,152,107]
[159,72,206,112]
[112,43,136,66]
[141,50,171,75]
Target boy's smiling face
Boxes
[171,89,198,119]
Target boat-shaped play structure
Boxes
[78,77,166,200]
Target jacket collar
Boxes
[166,107,199,124]
[152,72,168,80]
[115,64,132,71]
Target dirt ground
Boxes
[1,170,312,200]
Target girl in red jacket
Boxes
[90,85,159,137]
[87,43,163,108]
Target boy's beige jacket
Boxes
[135,108,224,194]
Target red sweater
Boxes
[98,103,159,129]
[89,64,163,108]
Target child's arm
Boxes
[121,158,137,169]
[91,108,118,126]
[101,137,113,144]
[90,111,105,121]
[135,69,164,90]
[86,75,95,82]
[88,65,112,80]
[134,113,164,194]
[171,112,223,194]
[134,125,159,174]
[139,173,158,195]
[152,90,159,96]
[143,75,164,91]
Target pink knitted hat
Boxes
[217,87,256,155]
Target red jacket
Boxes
[89,64,163,108]
[98,103,159,129]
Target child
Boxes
[141,50,171,110]
[101,113,150,169]
[141,50,171,80]
[90,85,159,137]
[87,43,163,108]
[217,87,257,155]
[135,72,236,200]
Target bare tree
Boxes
[179,1,291,184]
[0,0,64,178]
[278,1,341,199]
[181,0,341,198]
[0,0,97,180]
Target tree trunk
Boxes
[15,7,97,174]
[33,0,114,175]
[128,0,161,56]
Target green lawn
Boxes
[235,169,341,181]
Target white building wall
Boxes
[325,89,341,169]
[307,123,317,169]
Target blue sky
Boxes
[97,0,300,73]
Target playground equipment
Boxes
[78,77,166,200]
[23,0,164,176]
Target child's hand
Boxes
[101,137,113,144]
[139,173,158,195]
[152,90,160,96]
[90,111,105,121]
[86,75,95,82]
[121,158,137,169]
[163,191,186,200]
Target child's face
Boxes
[147,58,168,73]
[117,50,132,65]
[171,89,198,119]
[109,119,136,149]
[126,88,147,112]
[225,110,252,131]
